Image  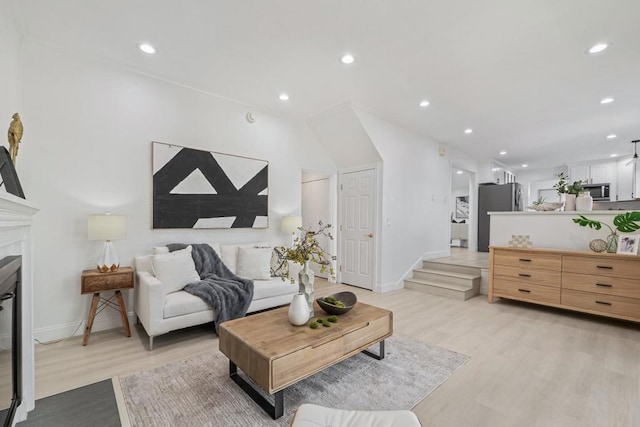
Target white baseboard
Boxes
[374,281,405,293]
[34,312,136,343]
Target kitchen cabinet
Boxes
[569,163,614,184]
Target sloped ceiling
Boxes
[13,0,640,169]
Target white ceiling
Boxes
[14,0,640,170]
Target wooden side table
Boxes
[81,267,134,346]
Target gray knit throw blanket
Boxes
[167,243,254,334]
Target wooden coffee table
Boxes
[219,301,393,419]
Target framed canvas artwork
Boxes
[152,141,268,229]
[455,196,469,219]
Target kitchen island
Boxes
[489,211,638,252]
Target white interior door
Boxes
[340,168,375,289]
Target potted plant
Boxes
[553,172,584,211]
[573,211,640,252]
[274,221,336,318]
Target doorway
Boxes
[301,171,334,279]
[450,166,475,252]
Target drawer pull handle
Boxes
[595,300,612,306]
[518,273,532,277]
[519,258,532,262]
[518,289,531,293]
[596,265,613,270]
[595,283,613,288]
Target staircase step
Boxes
[404,278,479,301]
[422,261,481,277]
[412,268,479,286]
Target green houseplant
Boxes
[274,221,336,318]
[554,172,584,210]
[573,211,640,252]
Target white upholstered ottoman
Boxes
[290,404,422,427]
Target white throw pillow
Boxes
[236,247,272,280]
[152,246,170,255]
[151,246,200,294]
[208,242,221,257]
[220,245,238,273]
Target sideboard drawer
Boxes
[561,289,640,320]
[563,256,640,280]
[493,279,560,305]
[493,251,562,271]
[494,265,561,287]
[562,272,640,299]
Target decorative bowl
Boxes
[527,202,564,211]
[316,291,357,315]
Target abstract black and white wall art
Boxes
[152,142,268,229]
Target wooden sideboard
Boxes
[489,246,640,323]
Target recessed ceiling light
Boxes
[610,153,618,158]
[139,43,156,54]
[418,100,430,108]
[464,129,473,134]
[499,151,507,156]
[600,97,614,104]
[278,93,290,101]
[456,170,463,175]
[606,134,617,139]
[492,167,501,172]
[521,164,528,168]
[340,53,355,65]
[587,43,609,54]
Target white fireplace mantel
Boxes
[0,191,38,425]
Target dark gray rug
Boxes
[119,335,470,426]
[17,380,119,427]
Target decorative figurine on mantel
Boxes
[7,113,23,166]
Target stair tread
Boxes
[404,278,474,291]
[413,268,480,280]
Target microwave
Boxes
[582,183,610,201]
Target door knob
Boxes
[366,233,374,238]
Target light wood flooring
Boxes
[32,275,639,426]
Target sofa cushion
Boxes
[253,277,298,300]
[153,246,170,255]
[220,245,238,273]
[163,290,210,319]
[152,246,200,295]
[236,247,272,280]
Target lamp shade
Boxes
[88,214,127,241]
[281,216,302,233]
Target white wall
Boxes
[18,41,336,341]
[0,0,22,130]
[354,108,451,290]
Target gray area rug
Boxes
[119,335,469,426]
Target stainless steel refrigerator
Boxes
[477,183,523,252]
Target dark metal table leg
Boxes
[229,360,284,419]
[362,340,385,360]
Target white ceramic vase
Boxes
[563,194,577,211]
[576,192,593,211]
[298,260,315,319]
[288,293,309,326]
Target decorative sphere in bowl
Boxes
[316,291,357,315]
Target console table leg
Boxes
[229,360,284,419]
[362,340,385,360]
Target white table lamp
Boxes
[281,216,302,247]
[88,213,127,273]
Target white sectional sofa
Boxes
[134,243,298,350]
